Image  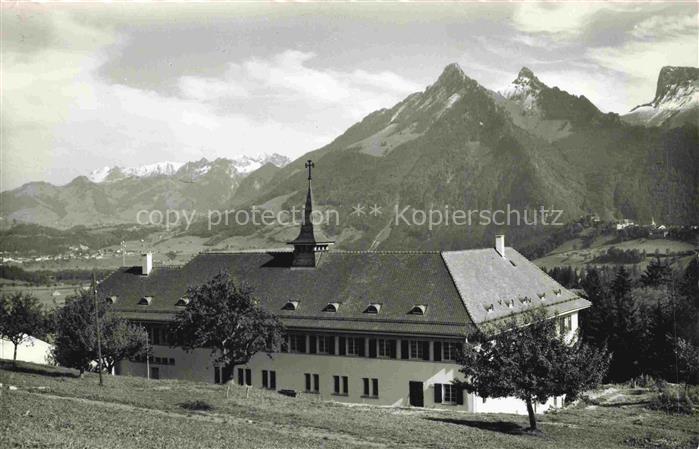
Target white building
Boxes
[100,161,589,415]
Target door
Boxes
[409,381,424,407]
[150,366,160,380]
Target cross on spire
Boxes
[305,159,315,180]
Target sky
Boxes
[2,2,697,191]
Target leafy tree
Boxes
[170,272,284,382]
[457,308,610,432]
[675,338,699,388]
[52,290,147,375]
[0,292,46,364]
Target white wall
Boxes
[0,335,53,365]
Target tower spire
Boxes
[287,159,333,268]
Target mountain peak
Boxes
[436,63,467,86]
[653,66,698,105]
[517,67,536,79]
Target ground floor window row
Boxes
[132,355,175,366]
[282,335,463,363]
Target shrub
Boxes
[179,400,214,411]
[648,385,694,415]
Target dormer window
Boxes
[322,302,340,312]
[484,304,494,313]
[138,296,153,306]
[553,289,562,296]
[105,296,118,304]
[282,300,299,311]
[363,303,381,314]
[538,292,546,300]
[408,305,427,315]
[175,297,190,307]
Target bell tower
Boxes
[287,160,332,268]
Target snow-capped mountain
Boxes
[87,154,290,183]
[499,67,547,112]
[88,161,185,183]
[623,66,698,128]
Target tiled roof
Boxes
[441,248,590,325]
[99,248,589,336]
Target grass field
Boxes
[1,361,697,449]
[534,236,697,271]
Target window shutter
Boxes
[357,338,365,357]
[456,385,464,405]
[363,378,369,396]
[342,376,348,395]
[328,337,336,355]
[245,369,252,386]
[333,375,340,393]
[401,340,409,359]
[262,370,268,388]
[389,340,397,359]
[309,335,317,354]
[372,378,379,397]
[422,341,430,361]
[434,383,442,403]
[433,342,442,362]
[270,371,276,389]
[313,374,319,392]
[305,373,311,391]
[339,337,346,356]
[368,339,377,358]
[237,368,244,386]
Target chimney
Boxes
[141,252,153,276]
[495,235,506,258]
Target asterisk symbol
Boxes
[351,203,366,216]
[369,204,382,216]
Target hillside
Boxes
[2,362,697,449]
[1,64,697,252]
[202,64,698,251]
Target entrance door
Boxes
[150,367,160,380]
[409,381,424,407]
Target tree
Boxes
[52,290,147,376]
[0,292,46,364]
[457,308,610,432]
[640,258,673,287]
[170,272,284,382]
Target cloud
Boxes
[2,13,421,190]
[511,3,612,36]
[631,13,699,40]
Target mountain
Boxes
[2,65,696,252]
[623,66,699,128]
[204,64,697,251]
[86,154,289,184]
[0,154,290,229]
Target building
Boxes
[100,160,590,415]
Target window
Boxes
[289,334,306,353]
[323,302,339,312]
[305,373,320,393]
[262,370,276,390]
[363,304,381,314]
[237,368,252,386]
[443,384,457,404]
[333,375,348,395]
[175,297,190,307]
[139,296,153,306]
[215,367,221,384]
[374,339,396,359]
[558,315,572,333]
[347,338,359,356]
[317,336,332,354]
[282,300,299,311]
[442,342,460,361]
[409,340,424,359]
[408,305,426,315]
[362,378,379,398]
